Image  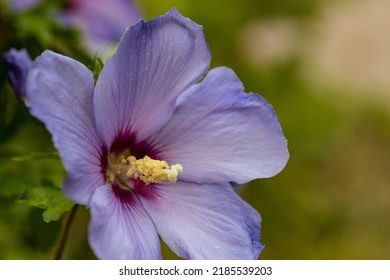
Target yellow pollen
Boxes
[122,155,183,185]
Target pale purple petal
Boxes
[149,67,289,184]
[9,0,41,12]
[89,184,162,259]
[25,51,104,205]
[66,0,140,43]
[3,48,33,99]
[139,181,263,259]
[94,8,211,148]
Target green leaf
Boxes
[18,182,74,223]
[90,57,104,83]
[12,152,60,162]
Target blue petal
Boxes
[139,181,263,259]
[25,51,104,205]
[94,8,211,148]
[65,0,141,43]
[149,67,289,184]
[3,48,33,99]
[89,184,162,259]
[9,0,40,12]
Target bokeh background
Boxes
[1,0,389,259]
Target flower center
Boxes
[108,154,183,186]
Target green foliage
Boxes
[90,57,104,84]
[18,180,74,223]
[12,151,60,162]
[1,0,92,65]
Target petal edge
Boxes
[150,67,289,184]
[94,8,211,148]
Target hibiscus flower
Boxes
[22,8,288,259]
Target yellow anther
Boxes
[125,169,133,177]
[123,155,183,185]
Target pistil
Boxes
[114,155,183,185]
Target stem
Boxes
[53,204,78,260]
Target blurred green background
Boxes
[1,0,389,259]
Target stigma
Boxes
[119,155,183,185]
